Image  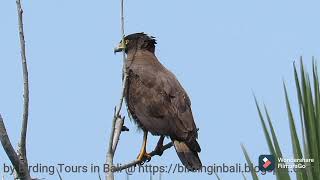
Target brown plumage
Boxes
[115,32,202,170]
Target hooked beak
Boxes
[114,43,125,54]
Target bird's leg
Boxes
[137,131,151,162]
[153,135,165,156]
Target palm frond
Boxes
[246,59,320,180]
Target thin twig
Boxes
[98,171,102,180]
[106,0,127,180]
[56,168,62,180]
[0,1,32,179]
[112,116,125,152]
[113,142,173,172]
[106,108,117,178]
[120,0,126,68]
[0,115,31,179]
[16,0,30,168]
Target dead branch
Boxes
[0,1,32,179]
[16,0,30,166]
[111,116,125,152]
[0,115,31,179]
[106,114,126,180]
[105,0,127,179]
[56,168,62,180]
[98,171,102,180]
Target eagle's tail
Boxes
[173,140,202,171]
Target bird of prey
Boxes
[114,32,202,170]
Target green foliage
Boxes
[244,59,320,180]
[241,144,259,180]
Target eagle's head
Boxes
[114,32,157,54]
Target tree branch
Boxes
[0,1,32,179]
[56,168,62,180]
[0,115,31,179]
[112,116,124,153]
[98,171,102,180]
[105,0,127,179]
[16,0,30,167]
[106,114,125,180]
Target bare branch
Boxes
[0,1,32,179]
[106,81,127,180]
[105,0,127,180]
[112,116,125,152]
[98,171,102,180]
[0,114,31,179]
[16,0,30,167]
[56,168,62,180]
[113,142,173,172]
[106,113,117,180]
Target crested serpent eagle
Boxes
[114,32,202,170]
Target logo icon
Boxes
[259,155,275,171]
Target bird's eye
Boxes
[125,40,130,45]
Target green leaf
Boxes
[284,83,307,180]
[246,58,320,180]
[241,144,259,180]
[295,61,314,179]
[254,96,276,155]
[264,105,283,158]
[254,97,290,179]
[300,60,320,179]
[312,60,320,162]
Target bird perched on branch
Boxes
[114,32,202,170]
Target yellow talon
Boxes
[137,131,151,162]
